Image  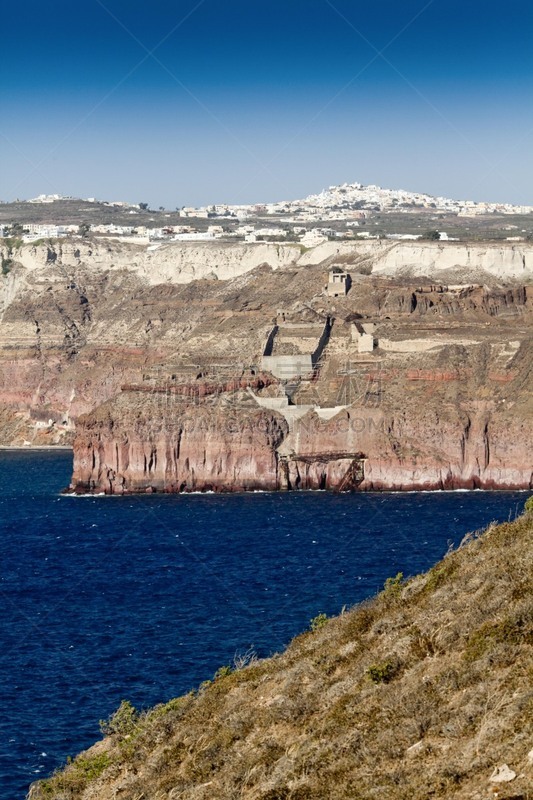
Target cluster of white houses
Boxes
[1,220,361,245]
[0,223,79,240]
[5,180,532,245]
[1,217,513,246]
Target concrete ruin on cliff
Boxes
[325,266,351,296]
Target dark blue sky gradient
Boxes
[1,0,532,206]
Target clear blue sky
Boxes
[1,0,532,207]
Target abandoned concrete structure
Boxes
[261,353,314,380]
[261,317,332,379]
[351,321,376,353]
[326,266,351,297]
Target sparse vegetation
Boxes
[3,236,23,253]
[367,658,400,683]
[77,223,91,237]
[309,612,329,631]
[213,664,233,680]
[233,646,258,670]
[1,235,23,275]
[4,222,27,237]
[29,513,533,800]
[1,256,12,275]
[99,699,138,738]
[383,570,404,600]
[37,753,112,797]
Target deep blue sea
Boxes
[0,450,528,799]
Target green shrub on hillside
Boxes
[367,659,400,684]
[383,571,404,602]
[213,665,233,680]
[309,612,329,632]
[99,699,138,738]
[39,753,112,796]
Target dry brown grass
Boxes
[30,511,533,800]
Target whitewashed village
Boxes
[2,182,533,245]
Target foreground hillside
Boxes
[30,509,533,800]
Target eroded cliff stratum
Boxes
[0,238,531,491]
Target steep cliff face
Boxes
[1,237,532,474]
[70,389,289,494]
[0,254,294,445]
[374,241,533,280]
[3,239,301,286]
[69,389,532,494]
[291,405,532,491]
[299,240,533,280]
[3,238,533,297]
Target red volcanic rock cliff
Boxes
[70,392,289,494]
[281,406,532,492]
[69,390,532,494]
[1,238,531,481]
[366,411,532,491]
